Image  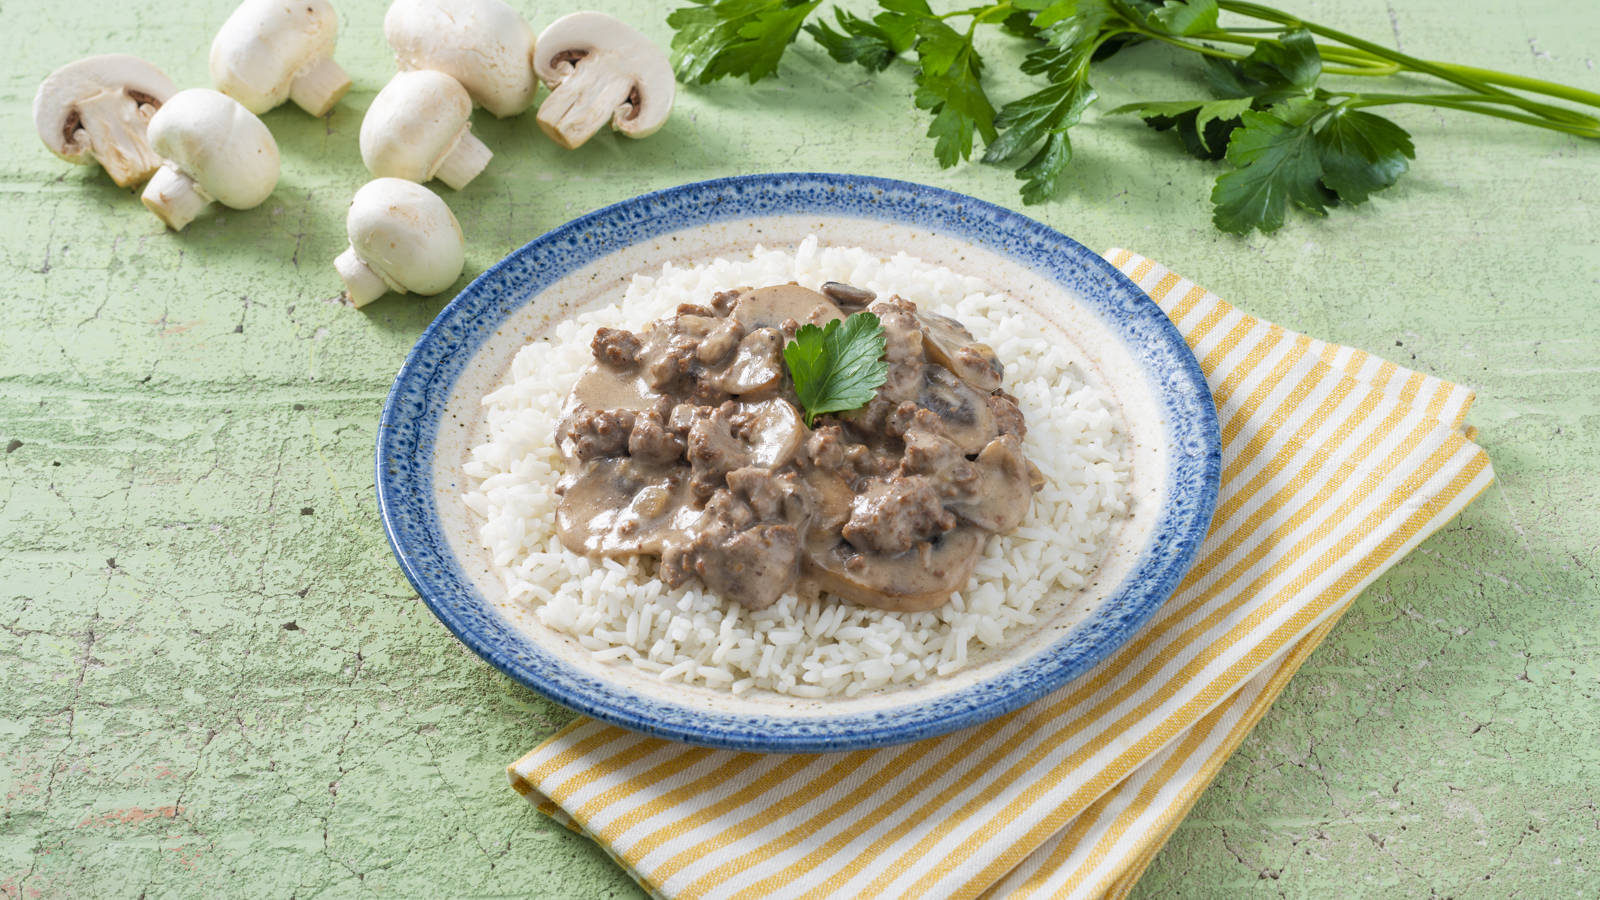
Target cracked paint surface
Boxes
[2,0,1596,897]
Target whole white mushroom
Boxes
[210,0,351,117]
[335,178,465,307]
[33,55,178,187]
[384,0,538,119]
[533,12,675,150]
[360,71,492,190]
[140,89,280,231]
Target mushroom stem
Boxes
[141,165,213,230]
[334,247,394,307]
[535,57,636,150]
[288,56,351,117]
[434,131,492,190]
[75,89,162,187]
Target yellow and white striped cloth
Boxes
[508,250,1494,900]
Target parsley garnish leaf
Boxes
[783,312,889,427]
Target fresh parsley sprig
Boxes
[783,312,889,427]
[665,0,1600,234]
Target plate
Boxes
[376,173,1220,752]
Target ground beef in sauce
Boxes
[552,282,1042,611]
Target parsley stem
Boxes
[938,3,1010,23]
[1332,88,1600,128]
[1138,29,1398,78]
[1216,0,1583,109]
[1426,63,1600,110]
[1346,95,1600,139]
[1189,31,1401,75]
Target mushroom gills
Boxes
[533,11,675,148]
[916,364,999,455]
[33,55,178,188]
[536,53,639,150]
[916,311,1004,393]
[70,88,164,187]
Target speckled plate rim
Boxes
[376,173,1220,753]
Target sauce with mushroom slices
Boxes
[554,283,1044,611]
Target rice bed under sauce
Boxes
[462,238,1132,698]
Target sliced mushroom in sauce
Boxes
[552,282,1042,611]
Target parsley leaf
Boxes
[1210,105,1330,234]
[805,8,899,71]
[1314,107,1415,203]
[1150,0,1218,36]
[783,312,889,427]
[1113,96,1252,158]
[668,0,823,84]
[911,18,998,167]
[665,0,1600,233]
[1238,29,1322,100]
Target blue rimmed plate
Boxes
[376,173,1219,753]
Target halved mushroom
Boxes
[730,284,844,332]
[802,526,984,612]
[917,311,1004,393]
[568,364,657,415]
[686,399,805,485]
[33,55,177,187]
[209,0,350,117]
[384,0,538,118]
[945,435,1036,532]
[532,12,675,149]
[820,281,876,310]
[708,328,784,396]
[917,365,999,454]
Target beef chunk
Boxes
[693,524,799,609]
[591,327,641,369]
[988,394,1027,439]
[559,408,636,461]
[841,474,956,555]
[659,486,799,609]
[726,466,799,520]
[628,404,686,465]
[805,425,849,472]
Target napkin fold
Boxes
[508,250,1493,900]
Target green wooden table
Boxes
[4,0,1596,895]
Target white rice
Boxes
[462,237,1132,697]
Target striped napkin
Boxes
[507,249,1493,900]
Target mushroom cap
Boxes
[383,0,537,119]
[33,54,176,163]
[347,178,465,295]
[533,11,675,139]
[209,0,340,114]
[147,89,280,210]
[360,71,472,182]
